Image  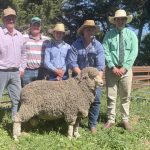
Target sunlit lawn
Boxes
[0,87,149,150]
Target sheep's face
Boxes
[81,67,103,90]
[94,75,103,87]
[85,75,102,91]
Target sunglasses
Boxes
[5,16,16,21]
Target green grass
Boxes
[0,87,149,150]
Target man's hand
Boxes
[112,67,127,76]
[119,67,127,75]
[19,70,24,78]
[55,69,64,77]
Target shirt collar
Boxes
[2,25,17,36]
[29,34,42,40]
[52,39,65,47]
[79,36,96,46]
[115,27,126,34]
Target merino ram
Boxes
[13,67,103,140]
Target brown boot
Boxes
[122,121,132,132]
[104,121,115,129]
[90,127,97,134]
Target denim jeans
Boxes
[88,87,102,128]
[22,68,47,87]
[48,71,68,81]
[0,71,21,120]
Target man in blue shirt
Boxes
[44,23,71,80]
[68,20,105,133]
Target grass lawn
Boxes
[0,87,149,150]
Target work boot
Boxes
[122,121,132,132]
[104,121,115,129]
[90,127,97,134]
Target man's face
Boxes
[114,17,127,29]
[30,23,41,35]
[3,15,16,30]
[53,31,64,41]
[83,27,96,40]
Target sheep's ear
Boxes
[81,72,88,79]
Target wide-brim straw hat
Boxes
[3,7,16,17]
[77,20,99,35]
[109,9,133,24]
[49,23,65,33]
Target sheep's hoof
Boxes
[68,136,73,140]
[21,132,30,137]
[74,132,80,138]
[13,135,19,142]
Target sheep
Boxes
[13,67,103,140]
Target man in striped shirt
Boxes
[22,17,49,86]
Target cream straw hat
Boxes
[77,20,99,35]
[52,23,65,33]
[109,9,133,24]
[3,7,16,17]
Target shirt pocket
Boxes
[125,39,132,51]
[110,41,117,51]
[60,51,67,58]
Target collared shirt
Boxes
[24,34,50,69]
[0,26,26,71]
[103,27,138,70]
[68,37,105,71]
[44,39,71,72]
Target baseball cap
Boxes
[30,17,41,25]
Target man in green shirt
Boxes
[103,9,138,131]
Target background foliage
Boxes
[0,0,150,65]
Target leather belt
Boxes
[0,67,19,72]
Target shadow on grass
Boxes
[0,107,108,138]
[21,118,68,136]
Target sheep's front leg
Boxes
[73,117,81,138]
[68,125,74,140]
[13,122,21,141]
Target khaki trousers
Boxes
[105,67,133,123]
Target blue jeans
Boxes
[48,71,68,81]
[22,68,47,87]
[88,87,102,128]
[0,71,21,120]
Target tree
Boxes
[136,33,150,65]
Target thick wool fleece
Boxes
[15,67,100,125]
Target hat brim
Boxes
[108,15,133,24]
[31,21,41,25]
[48,28,70,35]
[77,25,99,35]
[3,14,16,17]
